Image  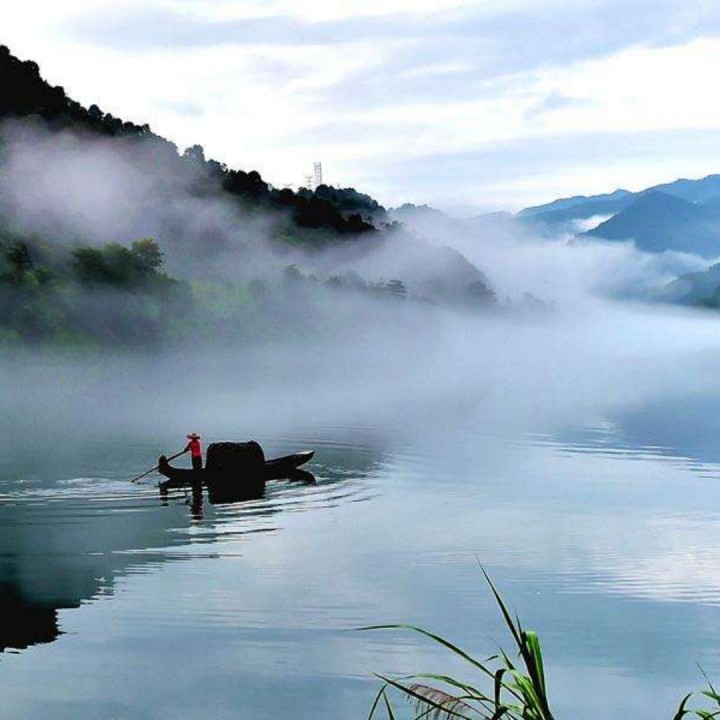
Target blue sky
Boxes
[5,0,720,213]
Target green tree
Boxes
[130,238,163,275]
[183,144,205,162]
[72,239,165,288]
[4,242,33,278]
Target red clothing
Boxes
[186,439,202,458]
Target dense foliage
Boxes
[0,232,497,348]
[0,237,186,346]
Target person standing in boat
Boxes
[184,433,203,471]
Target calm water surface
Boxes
[2,406,720,719]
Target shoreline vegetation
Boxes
[366,570,718,720]
[0,235,501,348]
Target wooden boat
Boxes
[264,451,315,480]
[158,441,314,502]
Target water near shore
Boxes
[1,403,720,720]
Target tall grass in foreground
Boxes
[365,568,718,720]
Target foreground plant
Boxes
[365,568,554,720]
[674,670,720,720]
[365,569,718,720]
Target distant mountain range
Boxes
[391,179,720,309]
[394,173,720,260]
[583,191,720,255]
[516,176,720,304]
[519,188,635,224]
[519,175,720,257]
[520,175,720,221]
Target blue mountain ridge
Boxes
[519,175,720,258]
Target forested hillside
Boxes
[0,44,380,238]
[0,46,495,347]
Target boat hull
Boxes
[158,450,315,502]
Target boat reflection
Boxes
[160,469,318,518]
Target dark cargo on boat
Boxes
[158,441,314,502]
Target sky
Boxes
[5,0,720,213]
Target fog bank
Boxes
[2,118,720,454]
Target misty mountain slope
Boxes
[287,212,495,307]
[0,45,380,243]
[0,46,148,136]
[697,193,720,209]
[348,233,494,304]
[460,211,540,242]
[0,46,501,348]
[649,174,720,204]
[389,204,528,244]
[389,198,711,307]
[518,189,633,223]
[0,44,491,291]
[583,191,720,255]
[389,203,468,241]
[520,195,636,227]
[654,263,720,305]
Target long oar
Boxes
[131,449,188,483]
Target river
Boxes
[2,391,720,718]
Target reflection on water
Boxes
[1,417,720,719]
[0,584,59,654]
[0,433,378,659]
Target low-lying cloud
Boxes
[2,115,720,456]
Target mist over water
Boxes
[2,305,718,424]
[3,130,691,438]
[4,117,720,720]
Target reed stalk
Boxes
[365,567,718,720]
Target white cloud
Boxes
[529,38,720,135]
[5,1,720,207]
